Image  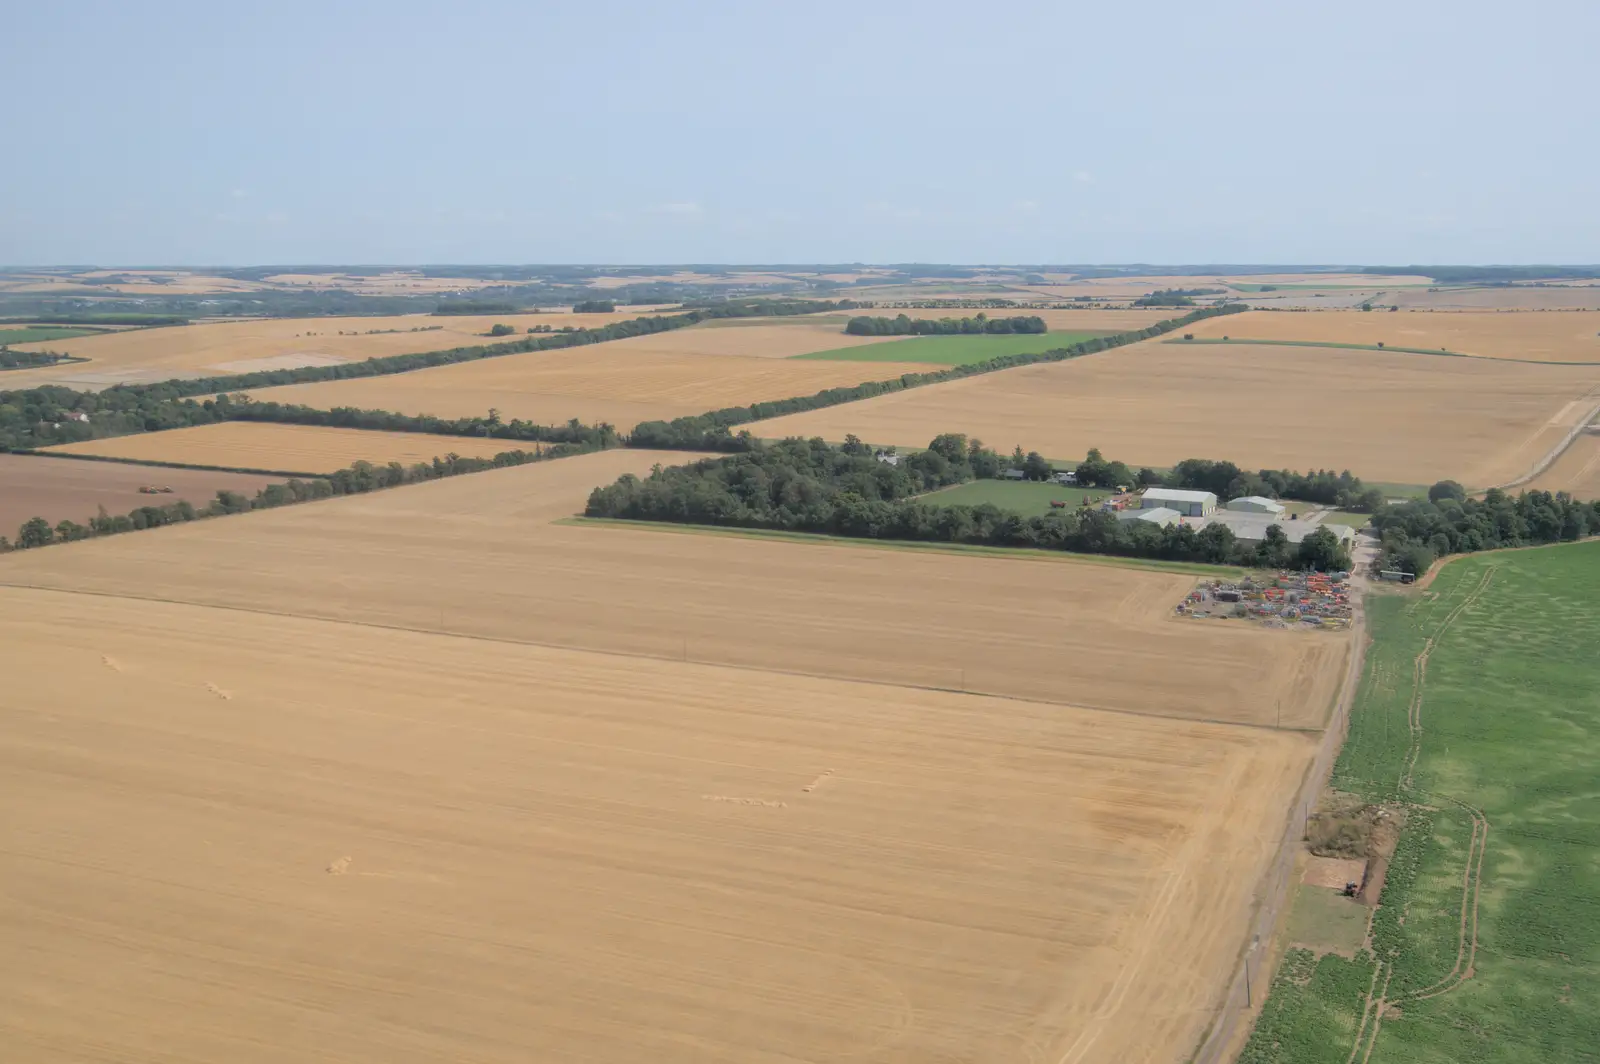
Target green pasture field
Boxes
[919,478,1105,516]
[794,330,1111,365]
[0,325,102,346]
[1242,541,1600,1064]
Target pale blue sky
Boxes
[2,0,1595,265]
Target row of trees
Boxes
[843,313,1048,336]
[2,445,590,554]
[584,434,1351,570]
[1370,488,1600,574]
[217,395,618,447]
[0,349,76,369]
[1165,458,1384,511]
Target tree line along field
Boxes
[241,339,946,433]
[41,422,533,476]
[0,453,285,536]
[1243,541,1600,1064]
[0,446,1341,1063]
[753,331,1600,488]
[0,308,680,389]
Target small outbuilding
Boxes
[1139,487,1218,517]
[1001,468,1027,480]
[1227,495,1286,516]
[1118,506,1181,528]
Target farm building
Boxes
[1117,506,1182,528]
[1227,496,1286,516]
[1193,513,1358,546]
[1139,487,1217,517]
[1052,470,1078,485]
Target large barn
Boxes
[1139,487,1218,517]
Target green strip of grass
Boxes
[793,330,1111,365]
[562,516,1246,577]
[1163,336,1600,366]
[0,326,102,345]
[919,479,1107,517]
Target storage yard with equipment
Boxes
[41,422,534,476]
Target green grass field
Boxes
[1243,541,1600,1064]
[0,325,101,346]
[794,330,1110,365]
[920,479,1106,515]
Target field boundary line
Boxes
[1490,398,1600,491]
[1187,594,1370,1064]
[0,580,1309,735]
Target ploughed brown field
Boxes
[0,448,1336,1063]
[43,422,532,475]
[1183,308,1600,363]
[0,453,281,534]
[2,309,682,389]
[243,339,943,431]
[755,333,1600,487]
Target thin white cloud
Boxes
[1073,170,1094,184]
[657,201,704,216]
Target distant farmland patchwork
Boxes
[245,344,945,429]
[755,334,1600,487]
[0,308,682,388]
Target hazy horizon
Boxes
[4,0,1596,265]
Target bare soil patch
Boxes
[0,453,281,534]
[43,423,524,474]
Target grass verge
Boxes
[564,516,1247,577]
[794,330,1111,365]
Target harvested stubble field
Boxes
[0,453,281,533]
[602,317,908,359]
[1390,285,1600,312]
[0,586,1314,1064]
[1183,308,1600,364]
[1526,427,1600,498]
[0,449,1345,729]
[244,344,944,430]
[1,309,675,389]
[42,422,525,475]
[0,447,1337,1063]
[755,336,1600,487]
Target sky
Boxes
[2,0,1597,266]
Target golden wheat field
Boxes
[0,449,1346,729]
[43,422,525,474]
[1390,285,1600,311]
[755,335,1600,487]
[3,310,680,389]
[604,318,905,358]
[0,447,1334,1063]
[244,344,943,431]
[1526,428,1600,498]
[1184,308,1600,363]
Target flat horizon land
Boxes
[0,448,1349,1063]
